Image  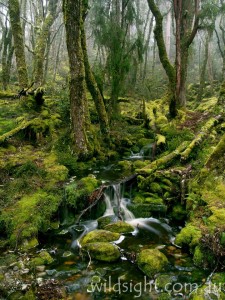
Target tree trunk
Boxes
[81,4,110,138]
[2,29,14,90]
[8,0,28,87]
[197,30,212,103]
[33,0,58,85]
[63,0,89,157]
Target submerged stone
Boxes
[80,230,120,246]
[104,221,134,233]
[137,249,168,278]
[83,242,120,262]
[29,251,54,267]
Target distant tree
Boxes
[147,0,201,117]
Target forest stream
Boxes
[5,157,212,300]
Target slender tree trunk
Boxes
[81,3,110,137]
[63,0,89,156]
[8,0,28,87]
[33,0,58,85]
[143,15,154,80]
[165,3,172,58]
[197,30,212,102]
[2,29,14,90]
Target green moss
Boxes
[133,193,145,204]
[137,249,168,278]
[175,224,201,251]
[150,182,162,193]
[189,285,225,300]
[97,215,116,229]
[208,208,225,228]
[65,175,99,208]
[104,221,134,233]
[83,242,120,262]
[118,160,132,171]
[30,251,54,267]
[171,204,187,221]
[80,230,120,246]
[156,134,166,146]
[20,237,39,251]
[155,275,172,290]
[132,160,149,170]
[1,191,61,247]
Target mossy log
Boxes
[0,119,38,143]
[137,141,188,175]
[205,132,225,169]
[180,116,222,161]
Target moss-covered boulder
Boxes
[80,230,120,246]
[97,215,117,229]
[175,224,201,251]
[65,175,99,208]
[82,242,120,262]
[29,251,54,268]
[137,249,168,278]
[104,221,134,234]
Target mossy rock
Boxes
[80,230,120,246]
[83,242,120,262]
[189,285,225,300]
[20,238,39,251]
[158,293,171,300]
[211,272,225,285]
[137,249,168,278]
[171,204,187,221]
[133,193,145,204]
[97,215,117,229]
[150,182,162,193]
[118,160,132,171]
[65,176,99,208]
[155,274,173,291]
[144,197,164,205]
[132,160,149,170]
[104,221,134,234]
[137,138,154,148]
[30,251,54,267]
[175,224,201,251]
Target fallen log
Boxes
[180,116,222,161]
[137,141,189,176]
[0,118,39,143]
[205,132,225,169]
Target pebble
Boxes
[36,272,46,277]
[20,268,30,274]
[36,265,45,272]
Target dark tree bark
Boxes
[63,0,89,156]
[8,0,28,87]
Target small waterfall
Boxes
[129,143,154,160]
[104,183,135,221]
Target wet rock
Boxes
[155,274,174,291]
[29,251,54,268]
[97,215,117,229]
[137,249,168,278]
[104,221,134,233]
[83,242,120,262]
[80,230,120,246]
[189,285,225,299]
[62,251,73,258]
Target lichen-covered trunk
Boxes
[80,10,110,137]
[8,0,28,88]
[197,31,211,103]
[2,28,14,90]
[63,0,89,156]
[33,0,58,85]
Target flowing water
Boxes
[38,176,209,300]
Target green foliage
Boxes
[14,161,46,178]
[175,224,202,251]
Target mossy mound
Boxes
[65,175,99,208]
[0,191,61,247]
[137,249,168,278]
[128,203,167,218]
[104,221,134,233]
[29,251,54,267]
[80,230,120,246]
[175,224,202,251]
[82,242,120,262]
[97,215,117,229]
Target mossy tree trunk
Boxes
[8,0,28,88]
[173,0,200,108]
[33,0,58,85]
[81,1,110,138]
[1,25,14,90]
[197,29,212,103]
[147,0,176,117]
[63,0,89,157]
